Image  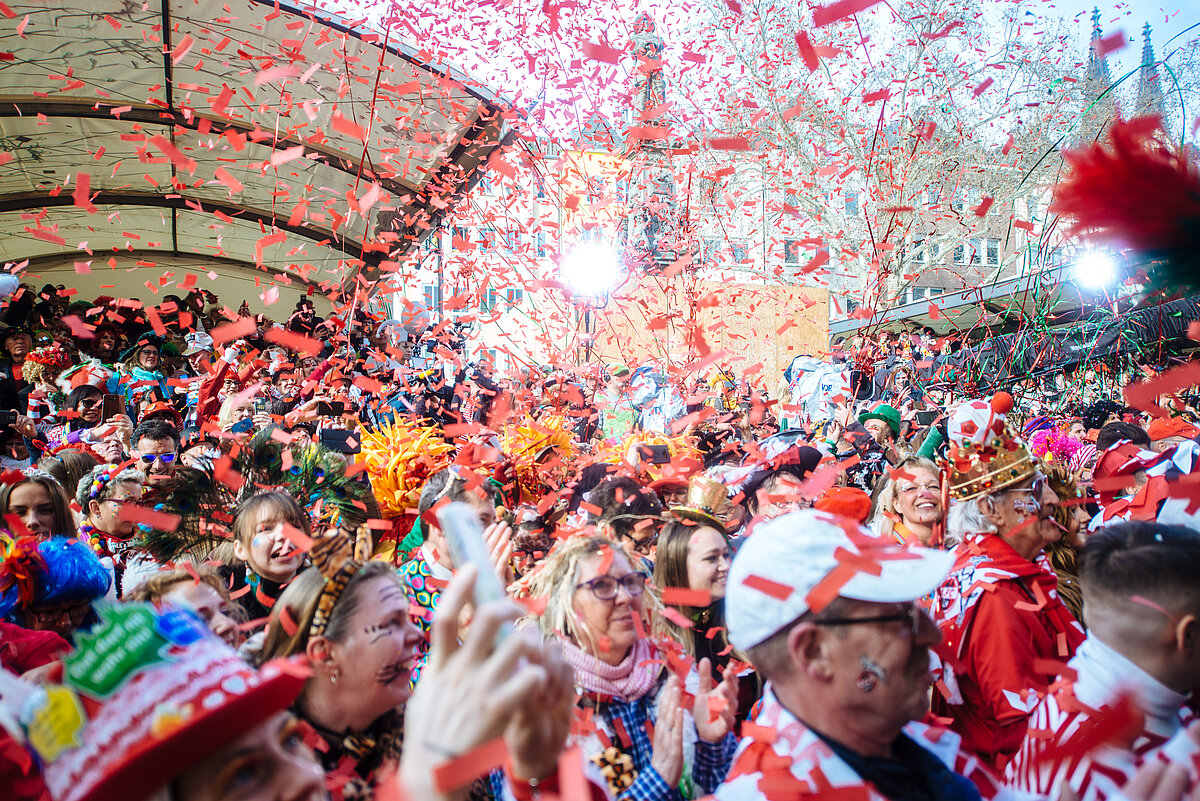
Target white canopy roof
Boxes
[0,0,510,311]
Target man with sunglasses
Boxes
[931,396,1085,770]
[718,509,1021,801]
[131,418,180,484]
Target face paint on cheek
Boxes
[857,655,887,693]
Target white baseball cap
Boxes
[726,509,955,651]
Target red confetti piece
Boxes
[811,0,883,27]
[117,504,181,532]
[741,573,793,601]
[581,40,621,65]
[432,738,508,793]
[973,78,994,97]
[973,196,994,216]
[661,587,712,607]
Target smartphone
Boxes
[101,394,126,420]
[914,410,939,426]
[638,443,672,464]
[318,428,360,454]
[0,410,16,426]
[317,401,345,417]
[230,416,254,434]
[252,398,266,415]
[437,501,509,628]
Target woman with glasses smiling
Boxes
[527,534,739,801]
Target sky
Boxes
[1054,0,1197,77]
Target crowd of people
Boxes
[1,279,1199,801]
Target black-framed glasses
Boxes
[138,453,177,464]
[815,603,922,636]
[577,573,647,601]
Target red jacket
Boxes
[931,534,1085,771]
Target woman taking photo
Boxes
[869,456,944,546]
[528,534,739,800]
[42,384,130,461]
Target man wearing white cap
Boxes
[715,508,1015,801]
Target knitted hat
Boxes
[943,392,1037,500]
[858,403,900,437]
[7,602,306,801]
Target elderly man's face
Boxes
[817,599,942,731]
[986,474,1062,549]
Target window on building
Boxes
[452,226,469,251]
[911,287,927,300]
[784,239,801,266]
[731,241,749,266]
[506,287,524,308]
[503,229,520,253]
[844,191,859,216]
[953,243,966,264]
[422,284,443,310]
[536,231,547,258]
[846,298,859,314]
[970,238,981,265]
[927,187,940,207]
[912,239,926,264]
[481,286,501,312]
[479,226,496,252]
[951,189,966,213]
[784,191,800,207]
[702,237,721,265]
[986,238,1000,266]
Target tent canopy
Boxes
[0,0,511,313]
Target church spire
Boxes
[1086,7,1113,86]
[1135,22,1166,120]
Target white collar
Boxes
[419,545,453,581]
[1071,636,1190,737]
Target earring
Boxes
[330,668,341,685]
[856,672,877,693]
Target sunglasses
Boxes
[138,453,177,464]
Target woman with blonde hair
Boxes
[868,456,944,546]
[126,564,242,648]
[526,532,739,800]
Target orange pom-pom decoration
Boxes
[991,391,1013,415]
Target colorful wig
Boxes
[0,535,111,620]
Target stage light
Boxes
[1075,251,1116,288]
[559,240,624,298]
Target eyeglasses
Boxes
[576,573,647,601]
[1005,476,1046,498]
[815,603,923,637]
[138,452,177,464]
[27,600,91,625]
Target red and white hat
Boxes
[10,603,306,801]
[726,509,954,651]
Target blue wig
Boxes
[0,536,111,620]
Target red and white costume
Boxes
[715,687,1030,801]
[1007,636,1195,801]
[931,534,1085,771]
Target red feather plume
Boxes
[0,536,48,608]
[1053,116,1200,254]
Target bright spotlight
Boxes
[1075,251,1116,288]
[559,240,624,298]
